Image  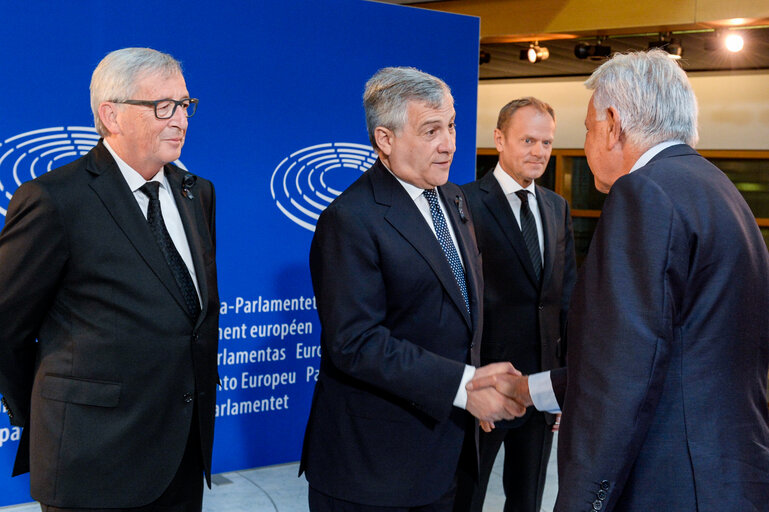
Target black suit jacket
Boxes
[462,170,575,427]
[300,159,482,507]
[0,141,219,508]
[554,145,769,511]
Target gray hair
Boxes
[497,96,555,131]
[90,47,183,136]
[363,67,452,151]
[584,49,698,148]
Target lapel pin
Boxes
[182,173,197,199]
[454,195,468,223]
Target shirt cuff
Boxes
[453,365,476,409]
[528,370,561,414]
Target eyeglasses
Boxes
[113,98,198,119]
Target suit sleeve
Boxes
[310,202,465,422]
[555,175,688,511]
[0,182,69,426]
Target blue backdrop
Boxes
[0,0,479,505]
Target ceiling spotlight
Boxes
[725,33,744,52]
[648,33,683,59]
[574,39,612,60]
[522,42,549,63]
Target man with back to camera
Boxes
[300,66,526,512]
[454,97,576,512]
[0,47,219,512]
[468,49,769,511]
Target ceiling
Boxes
[375,0,769,79]
[479,27,769,79]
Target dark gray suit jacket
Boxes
[0,141,219,508]
[300,159,482,506]
[555,145,769,511]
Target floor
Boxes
[0,435,558,512]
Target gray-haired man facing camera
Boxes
[0,47,219,511]
[300,66,525,512]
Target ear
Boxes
[493,128,505,153]
[98,102,120,135]
[374,126,394,157]
[605,106,622,149]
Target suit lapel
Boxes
[536,185,556,289]
[479,172,539,287]
[371,162,472,329]
[86,142,190,317]
[439,186,476,329]
[166,167,210,326]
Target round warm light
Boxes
[725,34,744,52]
[527,47,538,63]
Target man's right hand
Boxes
[467,372,533,408]
[465,362,526,424]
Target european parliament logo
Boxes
[0,127,100,217]
[270,142,377,232]
[0,126,188,218]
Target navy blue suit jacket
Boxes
[300,159,483,506]
[554,144,769,511]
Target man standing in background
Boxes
[455,97,576,512]
[0,47,219,511]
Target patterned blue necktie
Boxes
[423,188,470,314]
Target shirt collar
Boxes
[381,161,431,201]
[630,140,684,173]
[103,139,168,193]
[493,162,537,198]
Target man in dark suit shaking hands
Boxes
[455,98,576,512]
[300,67,525,512]
[470,50,769,511]
[0,47,219,511]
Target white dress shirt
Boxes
[493,163,544,259]
[102,139,201,302]
[528,139,685,414]
[387,169,475,409]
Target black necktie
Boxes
[515,189,542,282]
[423,188,470,314]
[139,182,201,319]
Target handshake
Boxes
[465,362,532,432]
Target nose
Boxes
[531,142,544,157]
[438,130,456,154]
[169,103,188,129]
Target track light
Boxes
[648,33,683,59]
[520,42,549,63]
[725,33,744,52]
[574,38,611,60]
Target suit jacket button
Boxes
[183,393,194,403]
[597,489,607,500]
[538,303,544,310]
[600,480,610,491]
[592,499,603,510]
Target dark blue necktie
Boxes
[515,189,542,282]
[423,188,470,314]
[140,182,201,319]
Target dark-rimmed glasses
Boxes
[113,98,198,119]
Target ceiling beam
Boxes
[408,0,769,40]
